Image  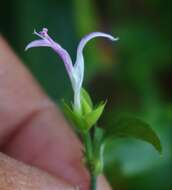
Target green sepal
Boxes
[105,115,162,154]
[81,88,93,115]
[81,88,93,108]
[62,91,106,133]
[63,101,87,133]
[85,102,106,129]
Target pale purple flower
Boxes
[25,28,118,111]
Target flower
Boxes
[25,28,118,111]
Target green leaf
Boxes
[85,102,106,129]
[63,102,87,132]
[106,116,162,154]
[81,88,93,114]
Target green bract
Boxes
[63,88,106,133]
[63,102,87,132]
[81,88,93,113]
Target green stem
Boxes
[82,133,97,190]
[82,133,93,162]
[90,174,97,190]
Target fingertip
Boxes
[0,152,75,190]
[97,175,112,190]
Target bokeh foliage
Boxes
[1,0,172,189]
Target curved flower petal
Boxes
[25,28,74,80]
[73,32,118,111]
[25,39,51,50]
[77,32,118,55]
[74,32,118,86]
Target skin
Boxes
[0,36,111,190]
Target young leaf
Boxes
[85,102,106,129]
[106,116,162,154]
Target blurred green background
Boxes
[1,0,172,189]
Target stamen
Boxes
[39,28,48,37]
